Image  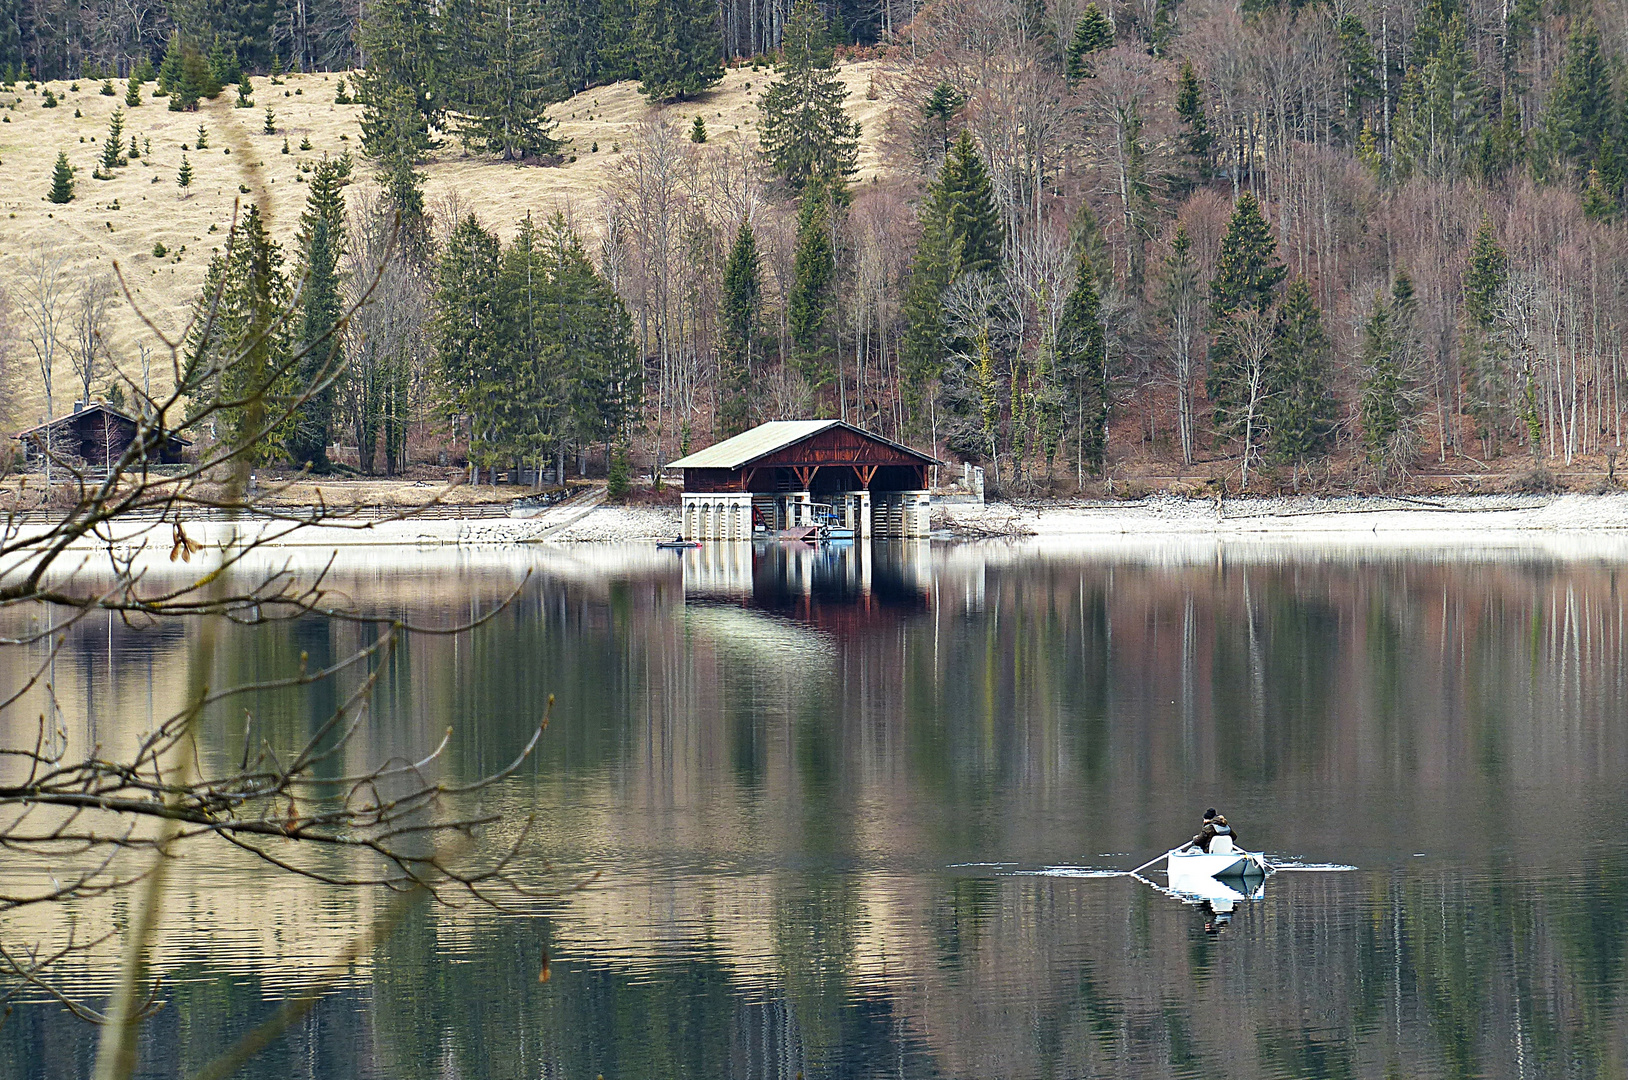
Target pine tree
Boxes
[176,152,193,196]
[263,106,276,134]
[1065,3,1114,81]
[690,115,706,142]
[1264,278,1337,466]
[1173,60,1210,189]
[447,0,565,161]
[48,150,74,203]
[1055,255,1108,477]
[1206,193,1285,429]
[635,0,723,102]
[195,123,208,149]
[788,190,835,390]
[758,0,861,191]
[181,204,296,460]
[236,72,253,107]
[718,221,762,435]
[125,73,141,106]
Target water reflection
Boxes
[4,539,1628,1079]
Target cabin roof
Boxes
[664,420,937,470]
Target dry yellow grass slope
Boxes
[0,62,894,434]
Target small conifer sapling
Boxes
[49,151,76,202]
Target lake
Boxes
[4,538,1626,1079]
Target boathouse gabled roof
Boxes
[664,420,937,471]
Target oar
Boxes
[1128,850,1173,876]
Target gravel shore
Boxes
[65,493,1628,551]
[933,492,1628,539]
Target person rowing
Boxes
[1185,807,1240,854]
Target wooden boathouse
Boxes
[665,421,938,541]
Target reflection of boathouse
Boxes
[665,421,938,541]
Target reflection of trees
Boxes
[12,551,1628,1077]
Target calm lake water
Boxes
[4,538,1628,1079]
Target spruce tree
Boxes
[758,0,861,191]
[176,152,193,196]
[181,204,296,460]
[157,33,183,97]
[288,157,349,470]
[1462,216,1506,330]
[922,81,964,158]
[125,73,141,106]
[1462,216,1510,447]
[1174,60,1210,188]
[1336,14,1378,137]
[447,0,564,161]
[1264,278,1337,466]
[1055,255,1108,476]
[635,0,723,102]
[291,214,342,470]
[1358,295,1402,464]
[788,190,835,390]
[1065,3,1114,81]
[719,221,762,435]
[206,36,239,93]
[541,214,640,457]
[690,115,707,142]
[1359,274,1422,472]
[900,131,1005,425]
[1391,15,1483,181]
[236,72,253,107]
[354,0,444,130]
[1541,18,1611,179]
[97,108,126,176]
[1206,192,1285,429]
[48,150,74,203]
[900,207,955,426]
[932,131,1004,275]
[436,215,505,469]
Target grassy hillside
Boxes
[0,62,894,434]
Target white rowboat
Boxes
[1165,841,1269,887]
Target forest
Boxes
[4,0,1628,493]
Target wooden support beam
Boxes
[855,465,878,489]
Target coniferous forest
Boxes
[4,0,1628,491]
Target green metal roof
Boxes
[664,420,937,471]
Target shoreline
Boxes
[78,491,1628,549]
